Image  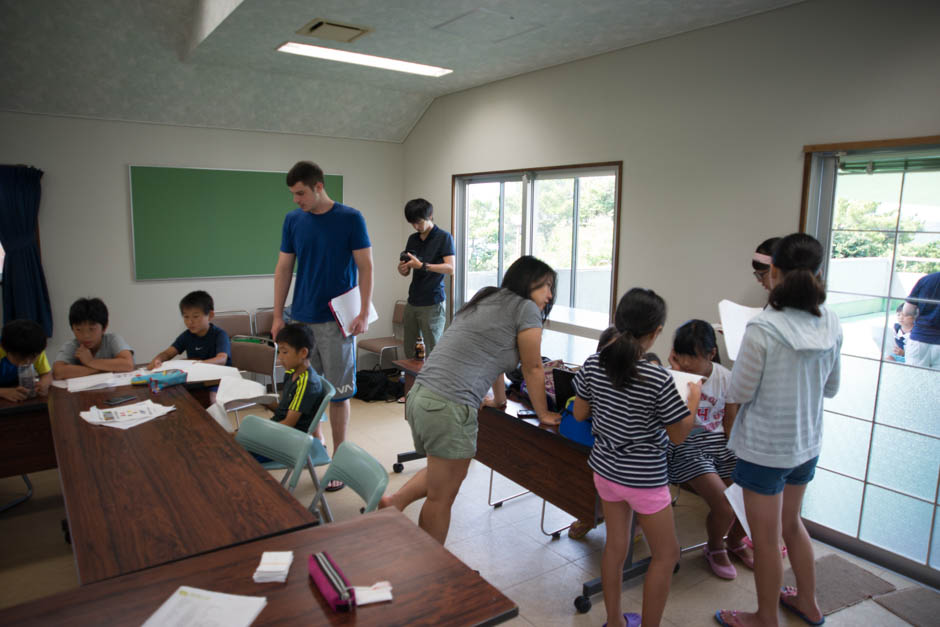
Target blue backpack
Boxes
[558,396,594,447]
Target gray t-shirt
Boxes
[416,289,544,408]
[55,333,134,364]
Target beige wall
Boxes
[0,112,404,361]
[402,0,940,357]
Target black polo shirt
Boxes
[274,366,324,434]
[405,225,455,306]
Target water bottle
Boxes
[17,364,36,398]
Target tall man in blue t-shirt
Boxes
[904,270,940,369]
[272,161,373,491]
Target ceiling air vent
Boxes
[296,18,371,43]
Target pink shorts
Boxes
[593,473,672,515]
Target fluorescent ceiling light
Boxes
[277,42,452,77]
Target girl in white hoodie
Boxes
[716,233,841,627]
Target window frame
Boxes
[800,134,940,589]
[450,161,622,336]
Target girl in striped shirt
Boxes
[573,288,701,627]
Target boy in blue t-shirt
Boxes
[0,319,52,401]
[148,291,232,370]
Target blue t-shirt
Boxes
[280,203,372,323]
[908,271,940,344]
[405,225,455,306]
[171,324,232,366]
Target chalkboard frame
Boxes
[128,165,344,281]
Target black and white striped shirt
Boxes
[574,354,689,488]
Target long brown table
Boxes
[48,384,317,585]
[0,379,216,480]
[0,508,518,626]
[0,395,55,479]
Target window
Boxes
[453,163,620,347]
[802,138,940,582]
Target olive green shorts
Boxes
[406,383,478,460]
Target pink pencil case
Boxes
[308,551,355,612]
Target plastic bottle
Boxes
[18,364,36,398]
[415,338,425,361]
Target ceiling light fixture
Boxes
[277,42,452,77]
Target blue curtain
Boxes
[0,166,53,336]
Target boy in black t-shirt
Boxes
[148,291,232,369]
[397,198,455,358]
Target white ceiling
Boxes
[0,0,803,142]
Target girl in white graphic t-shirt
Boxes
[666,320,752,580]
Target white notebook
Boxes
[718,299,763,361]
[329,285,378,337]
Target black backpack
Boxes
[354,367,403,402]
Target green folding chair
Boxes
[235,415,329,495]
[309,441,389,523]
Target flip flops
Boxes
[703,546,737,579]
[325,480,345,492]
[779,586,825,625]
[714,610,745,626]
[602,613,641,627]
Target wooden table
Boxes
[48,384,317,584]
[0,508,518,626]
[0,395,55,478]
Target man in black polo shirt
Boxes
[397,198,455,359]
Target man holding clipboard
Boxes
[272,161,373,491]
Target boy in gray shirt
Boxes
[53,297,134,380]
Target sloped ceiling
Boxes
[0,0,802,142]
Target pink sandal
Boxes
[741,536,787,557]
[714,609,746,626]
[703,546,737,579]
[727,542,755,569]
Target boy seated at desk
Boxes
[253,324,325,448]
[147,290,232,370]
[53,297,135,380]
[0,319,53,401]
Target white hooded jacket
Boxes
[727,305,842,468]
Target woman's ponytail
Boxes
[768,233,827,316]
[600,288,666,389]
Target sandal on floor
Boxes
[325,480,345,492]
[602,613,641,627]
[742,535,787,556]
[714,609,745,626]
[779,586,825,625]
[567,520,592,539]
[703,546,737,579]
[727,542,755,569]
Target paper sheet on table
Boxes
[352,581,393,605]
[66,372,118,392]
[142,586,266,627]
[206,376,274,433]
[79,400,175,429]
[667,370,705,404]
[718,299,763,361]
[153,360,241,382]
[723,483,752,539]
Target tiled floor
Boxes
[0,398,929,625]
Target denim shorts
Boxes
[732,456,819,496]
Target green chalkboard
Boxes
[129,166,343,280]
